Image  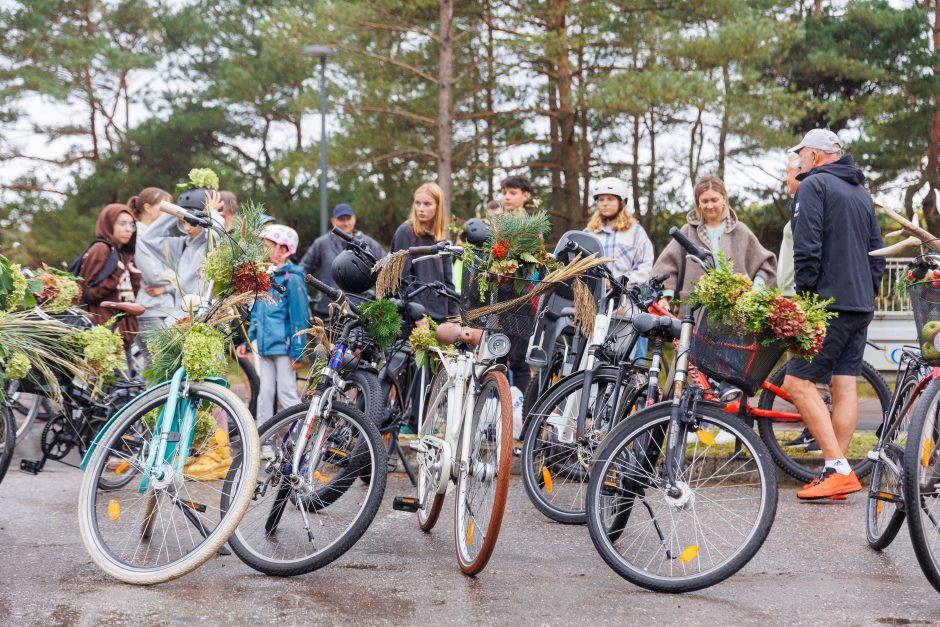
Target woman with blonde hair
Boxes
[652,174,776,310]
[584,177,654,286]
[390,182,456,322]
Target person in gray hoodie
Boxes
[138,189,223,320]
[129,187,177,358]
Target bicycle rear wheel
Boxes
[520,366,642,524]
[227,401,386,576]
[757,360,889,483]
[586,402,777,593]
[904,378,940,593]
[77,381,259,585]
[866,368,919,550]
[454,370,512,575]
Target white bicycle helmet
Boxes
[261,224,299,256]
[592,177,630,203]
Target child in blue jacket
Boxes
[236,225,308,425]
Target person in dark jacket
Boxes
[390,183,458,323]
[78,204,143,348]
[300,203,385,318]
[783,129,885,501]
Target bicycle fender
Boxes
[79,380,173,471]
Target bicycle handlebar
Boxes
[304,274,359,316]
[668,226,711,263]
[158,200,213,229]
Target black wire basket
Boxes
[459,265,545,337]
[910,281,940,365]
[691,311,786,397]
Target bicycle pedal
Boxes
[513,445,522,458]
[19,459,41,475]
[392,496,421,512]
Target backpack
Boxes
[68,238,120,306]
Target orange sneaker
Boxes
[797,468,862,500]
[803,474,848,500]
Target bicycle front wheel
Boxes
[454,370,512,575]
[866,367,919,550]
[416,368,449,531]
[757,360,889,483]
[77,381,259,585]
[0,403,15,485]
[227,401,386,576]
[904,378,940,593]
[586,402,778,593]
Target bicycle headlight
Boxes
[485,333,511,358]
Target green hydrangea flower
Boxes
[204,245,235,290]
[75,325,125,376]
[188,168,220,191]
[6,351,30,380]
[46,274,80,313]
[181,323,225,381]
[2,264,27,312]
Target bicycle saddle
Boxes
[435,322,483,347]
[100,301,147,316]
[631,312,682,340]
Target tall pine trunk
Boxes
[437,0,454,225]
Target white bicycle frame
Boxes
[417,333,504,496]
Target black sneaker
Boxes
[785,428,816,449]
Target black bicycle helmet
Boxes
[463,218,490,247]
[176,188,210,212]
[331,249,376,294]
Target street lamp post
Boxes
[303,45,336,237]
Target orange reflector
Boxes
[215,428,228,447]
[696,430,715,446]
[467,518,475,545]
[541,466,553,493]
[679,545,699,563]
[924,438,933,468]
[114,460,130,475]
[876,500,884,514]
[312,471,330,484]
[329,447,348,457]
[108,500,120,521]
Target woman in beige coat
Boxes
[652,175,776,310]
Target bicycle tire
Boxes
[4,378,45,441]
[904,378,940,593]
[77,381,259,585]
[866,367,919,550]
[757,360,889,483]
[520,366,642,524]
[454,370,512,575]
[227,401,387,577]
[237,356,260,418]
[417,369,449,532]
[0,403,15,485]
[586,402,778,593]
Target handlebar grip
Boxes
[668,227,709,261]
[158,200,210,227]
[650,273,669,284]
[330,226,354,242]
[305,274,341,301]
[408,245,440,257]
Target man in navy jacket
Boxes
[784,129,885,500]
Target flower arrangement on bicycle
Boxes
[688,252,835,357]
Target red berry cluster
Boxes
[232,263,271,294]
[491,239,511,259]
[767,295,807,339]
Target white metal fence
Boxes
[876,257,913,314]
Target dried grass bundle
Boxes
[373,251,409,298]
[0,310,85,404]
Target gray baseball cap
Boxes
[789,129,843,154]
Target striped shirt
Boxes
[585,223,655,285]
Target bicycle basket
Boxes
[910,281,940,365]
[459,264,545,337]
[691,311,785,397]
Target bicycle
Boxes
[390,242,514,575]
[224,273,387,577]
[77,201,260,584]
[584,227,778,593]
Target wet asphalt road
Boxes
[2,438,940,626]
